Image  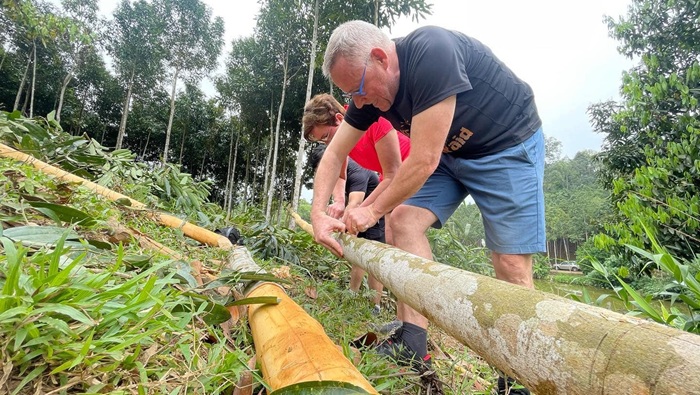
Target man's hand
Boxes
[311,212,346,257]
[326,201,345,219]
[343,205,380,235]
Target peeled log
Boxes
[341,235,700,395]
[290,212,700,395]
[227,247,378,394]
[0,143,232,249]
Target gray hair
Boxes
[322,20,392,78]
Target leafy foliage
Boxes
[1,110,212,214]
[590,0,700,266]
[585,231,700,334]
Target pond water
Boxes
[534,278,675,314]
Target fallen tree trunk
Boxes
[226,247,378,394]
[291,212,700,395]
[0,143,232,249]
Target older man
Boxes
[310,20,544,395]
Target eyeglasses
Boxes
[308,128,331,144]
[342,64,367,100]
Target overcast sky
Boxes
[98,0,636,159]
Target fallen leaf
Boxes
[304,286,317,299]
[270,265,291,279]
[232,356,257,395]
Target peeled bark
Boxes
[291,212,700,395]
[226,247,377,394]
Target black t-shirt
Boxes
[344,26,542,158]
[345,158,385,229]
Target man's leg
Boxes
[491,252,534,289]
[368,274,383,307]
[376,204,436,365]
[349,265,364,293]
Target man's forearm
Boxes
[369,158,435,218]
[311,151,345,218]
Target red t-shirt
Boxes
[348,116,411,178]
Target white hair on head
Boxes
[322,20,392,78]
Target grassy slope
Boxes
[0,155,505,395]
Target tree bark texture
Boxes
[289,213,700,395]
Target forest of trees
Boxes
[1,0,699,273]
[0,0,432,222]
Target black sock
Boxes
[399,322,428,357]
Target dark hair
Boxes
[302,93,345,141]
[308,144,327,172]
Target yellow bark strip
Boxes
[0,143,232,249]
[292,213,700,395]
[227,247,377,394]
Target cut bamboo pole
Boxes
[227,247,377,394]
[0,143,232,249]
[292,212,700,395]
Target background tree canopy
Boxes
[1,0,698,269]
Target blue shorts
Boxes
[404,128,546,254]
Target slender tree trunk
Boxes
[29,42,37,118]
[250,137,257,206]
[56,72,73,122]
[178,123,188,164]
[116,69,135,149]
[163,67,180,164]
[14,54,30,111]
[198,146,205,176]
[265,52,288,221]
[76,101,85,136]
[0,50,6,71]
[290,0,320,228]
[21,82,30,115]
[224,127,238,215]
[224,129,234,213]
[263,98,273,203]
[243,135,251,209]
[142,131,151,159]
[373,0,379,25]
[226,132,240,219]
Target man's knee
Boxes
[390,205,432,238]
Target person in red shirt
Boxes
[302,93,410,313]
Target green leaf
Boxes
[3,226,80,247]
[225,296,280,307]
[174,293,231,326]
[615,275,664,323]
[32,304,95,325]
[50,329,94,374]
[27,201,96,226]
[11,365,47,395]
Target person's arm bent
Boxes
[311,121,364,256]
[346,191,365,210]
[344,96,456,232]
[327,158,349,219]
[359,128,402,208]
